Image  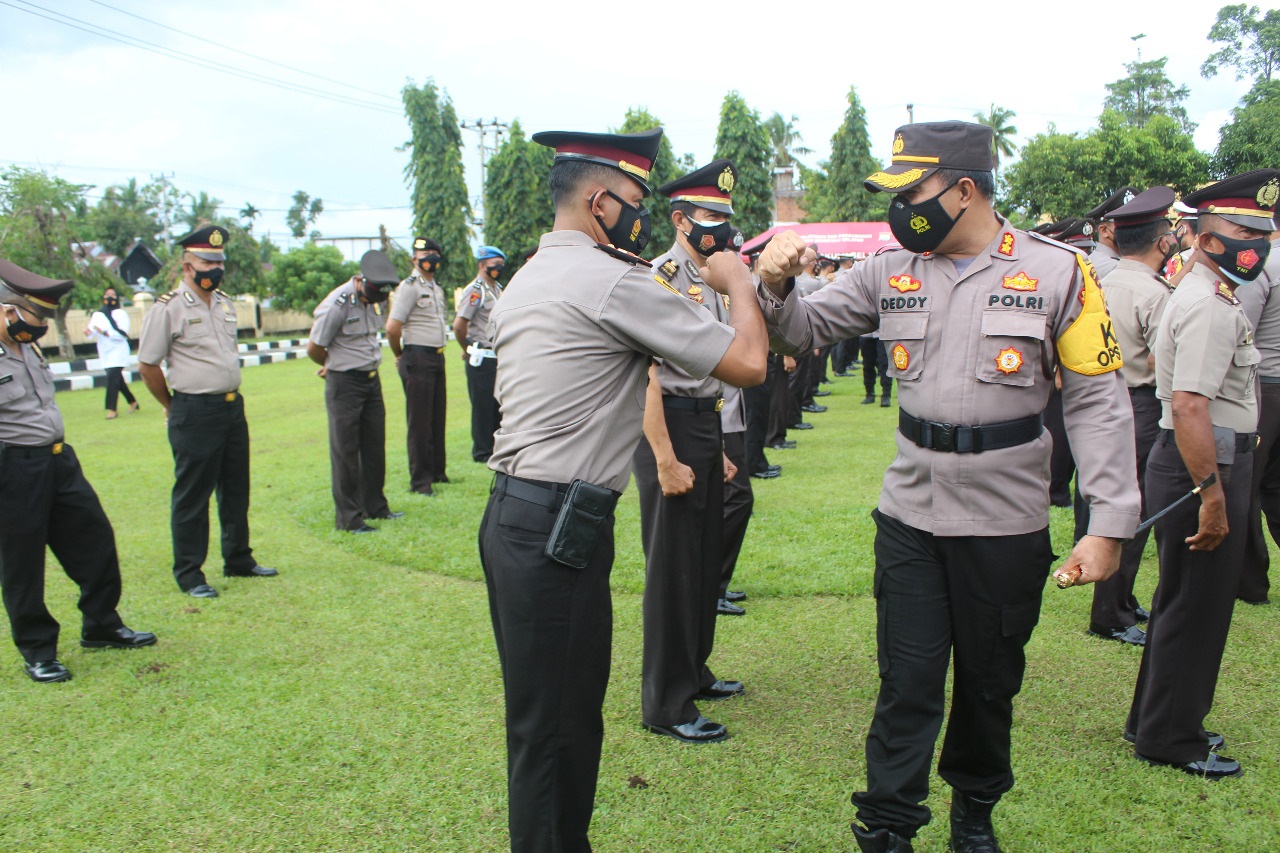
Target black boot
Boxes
[949,793,1001,852]
[852,824,915,852]
[862,394,876,404]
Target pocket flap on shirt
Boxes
[981,310,1047,340]
[879,312,929,340]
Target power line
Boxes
[0,0,402,115]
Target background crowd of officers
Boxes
[1,116,1278,853]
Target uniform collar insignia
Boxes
[997,232,1015,257]
[183,291,196,304]
[684,260,703,282]
[660,260,679,278]
[1216,281,1240,304]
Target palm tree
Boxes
[240,203,261,233]
[764,112,814,168]
[974,104,1018,165]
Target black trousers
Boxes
[1045,388,1075,507]
[0,443,124,663]
[397,347,447,491]
[765,353,790,449]
[103,366,136,412]
[1241,381,1280,602]
[743,365,772,475]
[832,339,857,374]
[812,345,831,390]
[634,408,725,726]
[465,356,501,462]
[168,392,254,591]
[720,430,754,597]
[790,350,814,411]
[1083,388,1160,626]
[479,474,615,853]
[1127,436,1252,763]
[326,370,390,531]
[852,510,1052,838]
[860,337,890,397]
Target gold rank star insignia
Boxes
[998,233,1015,256]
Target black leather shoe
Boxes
[852,824,915,852]
[834,371,853,378]
[81,626,157,649]
[1134,605,1151,623]
[350,524,378,534]
[24,659,71,683]
[862,395,876,404]
[1136,751,1242,778]
[766,464,781,473]
[813,389,832,397]
[880,396,892,407]
[791,422,814,430]
[225,565,278,578]
[750,469,781,480]
[413,486,435,497]
[434,475,450,484]
[801,403,828,413]
[1125,730,1224,751]
[642,715,730,743]
[370,511,405,520]
[1088,623,1146,646]
[950,792,1001,853]
[1239,597,1271,605]
[696,679,745,700]
[769,441,797,450]
[725,590,747,602]
[187,584,219,598]
[717,598,745,616]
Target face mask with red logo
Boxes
[1203,231,1271,285]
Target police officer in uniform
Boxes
[634,160,747,743]
[0,260,156,683]
[386,237,449,495]
[719,379,752,616]
[754,121,1140,853]
[454,246,505,463]
[1085,187,1140,279]
[1075,188,1177,645]
[307,251,403,533]
[138,226,277,598]
[1126,169,1280,779]
[480,128,767,852]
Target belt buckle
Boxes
[225,392,237,402]
[51,442,63,455]
[934,423,956,452]
[369,370,378,379]
[437,347,445,354]
[715,398,725,412]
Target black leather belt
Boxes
[662,395,724,413]
[172,391,239,402]
[0,440,65,457]
[1129,386,1157,397]
[403,344,446,354]
[1158,428,1257,453]
[494,473,567,509]
[1261,376,1280,385]
[336,368,379,378]
[899,410,1043,453]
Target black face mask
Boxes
[682,214,733,257]
[888,181,965,254]
[193,266,223,291]
[5,310,47,344]
[418,255,440,274]
[103,296,119,309]
[1203,231,1271,284]
[1156,230,1181,270]
[594,190,651,255]
[361,282,391,303]
[486,265,504,280]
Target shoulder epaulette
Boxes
[156,290,178,304]
[1217,282,1241,305]
[1026,230,1083,256]
[659,259,679,278]
[873,244,905,258]
[595,243,653,268]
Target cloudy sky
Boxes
[0,0,1265,257]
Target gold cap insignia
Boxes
[1082,222,1094,236]
[717,167,735,194]
[209,230,224,247]
[1259,178,1279,209]
[892,134,905,155]
[414,238,427,250]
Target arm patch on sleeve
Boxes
[1056,254,1124,375]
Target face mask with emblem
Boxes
[103,295,119,309]
[418,255,441,273]
[3,306,47,343]
[681,213,733,258]
[360,281,392,303]
[486,264,505,280]
[192,266,224,291]
[594,189,651,254]
[888,181,966,254]
[1202,232,1271,285]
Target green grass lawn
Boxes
[1,355,1277,851]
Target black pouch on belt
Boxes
[545,479,619,569]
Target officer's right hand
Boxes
[657,458,695,497]
[1187,498,1228,551]
[757,231,817,289]
[699,250,751,295]
[783,355,797,373]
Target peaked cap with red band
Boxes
[0,258,74,320]
[178,224,229,261]
[657,158,737,214]
[1084,186,1140,222]
[1183,168,1280,232]
[1104,186,1176,227]
[532,128,663,196]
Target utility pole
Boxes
[906,103,914,124]
[460,118,509,228]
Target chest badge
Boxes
[995,347,1024,375]
[888,275,921,293]
[998,233,1015,256]
[891,343,910,370]
[1002,272,1038,292]
[469,291,482,305]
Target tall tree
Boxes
[180,191,222,232]
[714,91,773,241]
[763,113,813,168]
[482,120,554,276]
[147,220,269,299]
[286,190,324,240]
[1202,4,1280,85]
[1103,56,1196,134]
[1213,79,1280,176]
[618,107,686,258]
[240,203,261,232]
[803,86,888,223]
[89,176,164,257]
[974,104,1019,174]
[402,79,473,295]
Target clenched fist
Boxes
[699,250,751,296]
[757,231,817,290]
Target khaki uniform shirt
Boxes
[455,275,503,348]
[720,383,745,434]
[0,340,63,445]
[389,271,448,348]
[137,281,241,394]
[1101,258,1170,389]
[1090,242,1121,279]
[310,280,383,372]
[795,273,824,298]
[1237,249,1280,378]
[756,219,1140,538]
[1155,264,1260,433]
[650,242,728,400]
[487,229,737,492]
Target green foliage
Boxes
[88,177,164,258]
[1202,4,1280,84]
[179,191,222,233]
[266,243,357,313]
[763,112,813,168]
[1213,79,1280,176]
[146,221,269,299]
[714,91,773,241]
[618,107,686,258]
[803,86,888,223]
[1103,56,1196,134]
[1001,113,1209,222]
[482,120,553,276]
[974,103,1019,161]
[285,191,324,240]
[402,79,473,292]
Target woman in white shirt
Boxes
[84,287,139,419]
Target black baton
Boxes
[1133,472,1218,535]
